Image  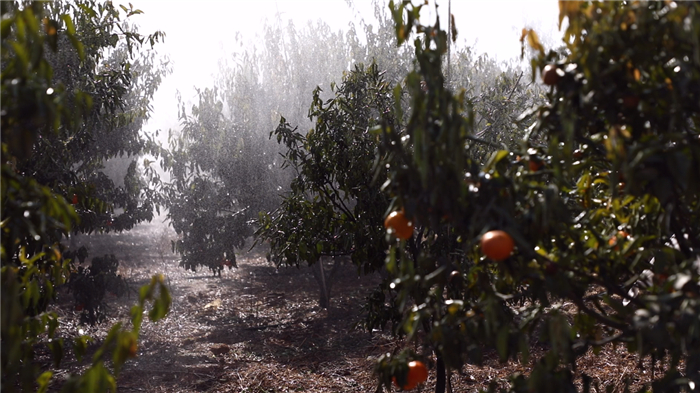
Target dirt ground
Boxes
[43,219,664,393]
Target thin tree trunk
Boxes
[312,256,344,309]
[435,351,446,393]
[447,0,451,86]
[319,257,328,307]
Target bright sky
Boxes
[132,0,561,135]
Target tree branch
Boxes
[572,296,628,331]
[506,72,524,102]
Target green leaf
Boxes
[11,41,29,68]
[496,326,510,361]
[37,371,53,393]
[60,14,75,35]
[485,150,510,171]
[48,338,64,367]
[1,16,13,38]
[73,334,91,362]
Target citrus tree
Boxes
[251,2,539,312]
[162,6,413,276]
[374,1,700,393]
[256,62,395,308]
[2,1,170,391]
[163,83,282,275]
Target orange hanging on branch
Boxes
[481,230,515,261]
[393,360,429,390]
[384,210,414,240]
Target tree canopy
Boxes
[374,1,700,392]
[2,1,170,391]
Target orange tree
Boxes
[252,11,540,313]
[256,62,395,308]
[375,1,699,393]
[2,1,170,392]
[161,13,371,277]
[162,84,283,276]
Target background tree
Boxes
[256,62,395,308]
[164,82,281,275]
[21,1,171,235]
[2,1,170,391]
[161,1,542,314]
[162,4,411,276]
[375,1,699,393]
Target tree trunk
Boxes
[311,256,343,308]
[435,351,446,393]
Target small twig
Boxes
[506,72,524,102]
[466,134,501,148]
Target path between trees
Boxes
[51,219,392,392]
[46,219,667,392]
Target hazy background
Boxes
[131,0,561,138]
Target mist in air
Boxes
[92,0,559,270]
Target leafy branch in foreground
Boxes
[374,1,699,392]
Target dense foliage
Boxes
[256,62,396,307]
[163,3,414,276]
[1,1,170,391]
[251,3,541,312]
[374,1,700,392]
[163,83,282,275]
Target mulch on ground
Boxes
[43,220,662,392]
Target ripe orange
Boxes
[542,64,561,86]
[393,360,429,390]
[384,210,414,240]
[622,95,640,108]
[75,303,84,311]
[127,336,138,358]
[72,194,78,205]
[544,261,558,275]
[480,230,514,261]
[608,230,629,250]
[528,159,543,172]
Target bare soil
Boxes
[44,219,662,393]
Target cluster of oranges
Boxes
[383,213,515,391]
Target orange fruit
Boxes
[528,159,543,172]
[127,336,138,358]
[72,194,78,205]
[75,303,84,311]
[448,270,463,287]
[608,230,629,250]
[542,64,560,86]
[384,210,414,240]
[393,360,429,390]
[622,95,640,108]
[544,261,558,275]
[480,230,514,261]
